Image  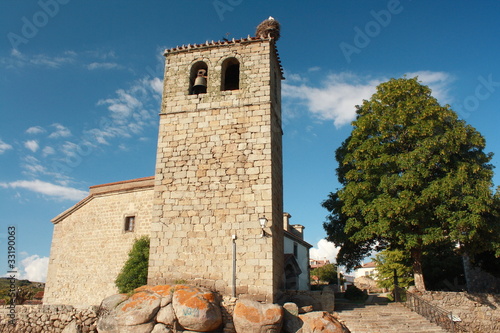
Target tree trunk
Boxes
[462,252,473,292]
[411,247,426,291]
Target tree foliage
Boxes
[374,249,414,290]
[115,236,150,293]
[323,77,499,290]
[310,264,339,284]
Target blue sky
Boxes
[1,0,500,281]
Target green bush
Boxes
[115,236,150,293]
[344,285,368,301]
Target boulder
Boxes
[96,312,119,333]
[282,303,302,333]
[233,299,284,333]
[151,323,173,333]
[172,286,222,332]
[156,303,176,326]
[116,291,161,326]
[298,305,313,314]
[99,294,128,313]
[298,312,346,333]
[117,322,155,333]
[289,295,322,312]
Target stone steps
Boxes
[336,302,449,333]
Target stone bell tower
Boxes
[148,18,284,302]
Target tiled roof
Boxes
[165,36,261,53]
[362,261,377,268]
[89,176,154,190]
[52,176,154,224]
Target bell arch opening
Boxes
[189,61,208,95]
[221,57,240,91]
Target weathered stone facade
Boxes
[44,22,290,307]
[44,177,154,306]
[148,37,285,302]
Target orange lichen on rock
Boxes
[172,286,222,331]
[299,311,345,333]
[175,288,208,310]
[234,302,260,323]
[265,307,283,320]
[134,285,153,293]
[120,292,159,312]
[149,285,173,297]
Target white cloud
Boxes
[310,239,341,264]
[20,155,46,176]
[5,49,76,69]
[48,123,71,138]
[19,254,49,282]
[283,72,381,128]
[85,76,160,145]
[1,179,87,201]
[42,146,56,156]
[98,89,143,121]
[87,62,121,70]
[0,139,13,154]
[24,140,39,152]
[26,126,46,135]
[2,49,123,71]
[405,70,455,105]
[150,77,163,95]
[283,71,455,128]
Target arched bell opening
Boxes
[189,61,208,95]
[221,57,240,91]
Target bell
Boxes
[192,69,207,94]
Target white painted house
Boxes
[354,261,378,279]
[283,213,312,290]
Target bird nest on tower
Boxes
[256,17,281,41]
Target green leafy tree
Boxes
[310,264,340,284]
[115,236,150,293]
[323,77,499,291]
[374,249,414,290]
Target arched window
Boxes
[221,58,240,91]
[189,61,208,95]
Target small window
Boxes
[221,57,240,91]
[293,242,298,258]
[124,216,135,232]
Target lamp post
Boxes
[259,216,268,237]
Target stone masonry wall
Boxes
[44,178,154,306]
[148,38,284,302]
[420,291,500,332]
[0,305,98,333]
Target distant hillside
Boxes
[0,278,45,304]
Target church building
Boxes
[44,18,312,307]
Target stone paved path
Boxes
[335,294,449,333]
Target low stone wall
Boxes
[0,288,336,333]
[420,291,500,333]
[0,305,98,333]
[282,287,335,313]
